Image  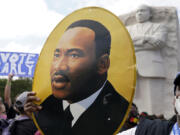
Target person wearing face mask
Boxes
[117,72,180,135]
[172,72,180,135]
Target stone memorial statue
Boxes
[119,5,180,117]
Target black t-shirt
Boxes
[4,103,18,119]
[135,119,175,135]
[10,119,37,135]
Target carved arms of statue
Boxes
[128,23,167,52]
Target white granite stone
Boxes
[119,5,180,118]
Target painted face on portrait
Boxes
[136,5,151,23]
[50,27,98,101]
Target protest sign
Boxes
[0,51,39,77]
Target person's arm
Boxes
[4,74,14,107]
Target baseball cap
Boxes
[14,91,30,109]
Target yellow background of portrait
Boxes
[32,7,136,135]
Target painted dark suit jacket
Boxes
[34,81,129,135]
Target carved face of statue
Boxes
[136,5,151,23]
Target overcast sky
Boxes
[0,0,180,54]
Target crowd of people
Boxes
[0,74,39,135]
[0,72,179,135]
[0,4,179,135]
[0,15,178,134]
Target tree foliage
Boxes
[0,78,32,102]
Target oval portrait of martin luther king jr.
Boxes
[32,7,136,135]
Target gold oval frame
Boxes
[32,6,136,135]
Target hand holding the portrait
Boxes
[24,92,42,117]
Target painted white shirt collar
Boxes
[63,80,107,126]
